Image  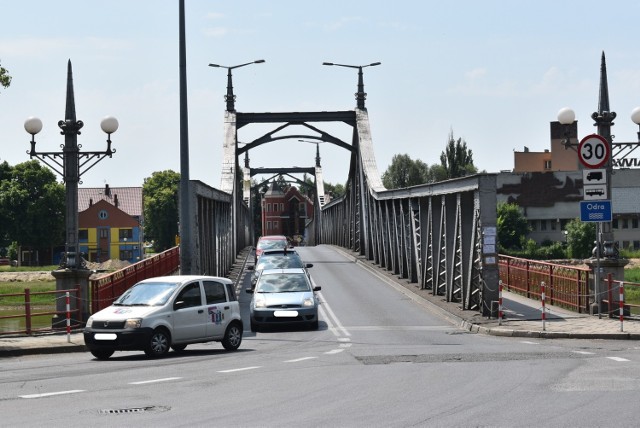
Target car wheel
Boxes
[250,320,259,333]
[222,321,243,351]
[144,328,170,357]
[90,349,114,360]
[171,344,187,353]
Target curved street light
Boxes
[208,59,265,112]
[323,61,381,109]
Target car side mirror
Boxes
[174,300,186,310]
[247,265,254,271]
[313,286,321,291]
[305,263,313,268]
[245,288,254,294]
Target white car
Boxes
[83,275,243,359]
[246,268,321,332]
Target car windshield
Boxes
[114,282,178,306]
[257,239,288,251]
[255,273,311,293]
[256,255,303,271]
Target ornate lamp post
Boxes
[208,59,265,112]
[24,60,117,323]
[556,52,640,316]
[322,61,381,109]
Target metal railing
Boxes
[90,247,180,313]
[498,255,591,313]
[0,288,81,336]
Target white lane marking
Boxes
[217,366,261,373]
[325,349,345,355]
[520,341,539,345]
[20,390,84,399]
[338,337,351,343]
[573,351,595,355]
[607,357,630,362]
[317,292,350,338]
[284,357,318,363]
[128,377,182,385]
[341,326,452,331]
[339,343,352,348]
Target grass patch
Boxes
[0,265,58,273]
[0,281,57,306]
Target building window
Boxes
[529,220,537,231]
[540,220,547,231]
[623,219,629,229]
[98,209,109,220]
[613,219,619,229]
[280,203,284,212]
[99,229,109,239]
[267,203,272,212]
[544,160,552,170]
[633,219,639,229]
[274,221,279,229]
[119,229,133,240]
[78,230,88,240]
[634,241,640,250]
[267,221,272,231]
[623,241,630,249]
[550,221,557,231]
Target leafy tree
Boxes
[440,131,477,179]
[382,154,431,189]
[565,218,596,259]
[143,170,180,252]
[0,60,11,92]
[324,181,345,199]
[497,202,530,250]
[0,160,65,254]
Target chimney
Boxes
[89,198,93,207]
[114,194,119,208]
[105,184,111,196]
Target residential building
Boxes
[261,182,314,243]
[77,184,143,263]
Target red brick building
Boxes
[261,182,313,243]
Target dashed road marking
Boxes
[129,377,182,385]
[217,366,261,373]
[284,357,317,363]
[607,357,630,362]
[20,390,85,399]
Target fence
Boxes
[90,246,180,313]
[0,287,81,336]
[603,273,640,318]
[498,255,591,313]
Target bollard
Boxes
[541,281,546,331]
[498,280,503,326]
[619,282,624,333]
[66,291,71,343]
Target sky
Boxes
[2,0,640,190]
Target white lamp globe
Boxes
[557,107,575,125]
[631,107,640,125]
[24,117,43,135]
[100,116,119,134]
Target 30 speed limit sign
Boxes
[578,134,610,169]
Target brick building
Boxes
[261,182,313,243]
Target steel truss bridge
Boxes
[182,107,499,316]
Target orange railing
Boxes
[499,255,591,313]
[0,288,81,336]
[90,247,180,313]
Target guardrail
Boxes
[498,255,591,313]
[603,273,640,318]
[0,288,81,336]
[90,247,180,313]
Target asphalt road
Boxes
[2,245,640,427]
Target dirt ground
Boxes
[0,259,131,282]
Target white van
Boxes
[83,275,243,359]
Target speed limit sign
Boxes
[578,134,610,169]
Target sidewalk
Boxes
[3,255,640,358]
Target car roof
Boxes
[138,275,231,284]
[259,248,300,256]
[258,235,287,241]
[259,268,306,275]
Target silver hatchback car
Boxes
[246,268,321,332]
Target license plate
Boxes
[274,310,298,318]
[94,333,117,340]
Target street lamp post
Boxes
[24,60,117,323]
[208,59,265,112]
[322,61,381,109]
[297,139,323,167]
[556,52,640,316]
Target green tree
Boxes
[497,202,530,250]
[0,60,11,92]
[440,131,477,179]
[382,154,431,189]
[143,170,180,252]
[324,181,345,199]
[565,218,596,259]
[0,160,65,255]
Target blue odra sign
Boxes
[580,200,612,222]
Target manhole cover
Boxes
[97,406,170,415]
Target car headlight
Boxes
[254,296,266,308]
[86,317,93,328]
[302,298,315,307]
[124,318,142,329]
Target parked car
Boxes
[83,275,243,359]
[248,248,313,288]
[246,268,321,332]
[254,235,291,263]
